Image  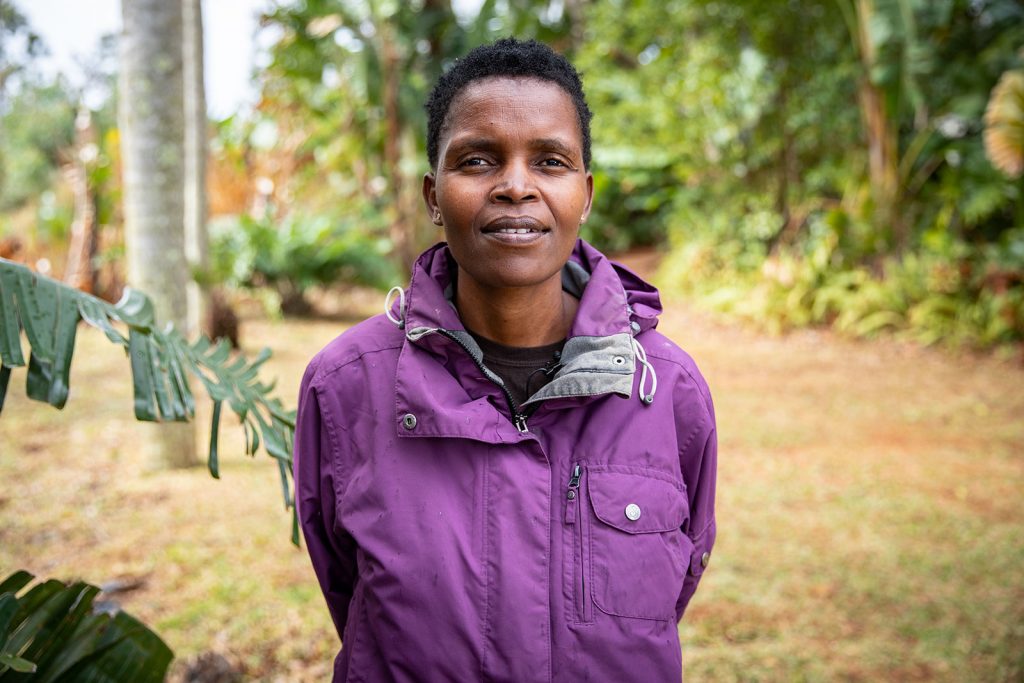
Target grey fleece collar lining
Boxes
[428,260,633,405]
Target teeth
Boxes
[496,228,537,234]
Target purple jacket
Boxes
[294,240,717,682]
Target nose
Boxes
[489,159,537,204]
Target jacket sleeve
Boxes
[294,360,359,640]
[675,410,717,622]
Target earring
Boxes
[433,211,443,225]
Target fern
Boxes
[0,258,299,544]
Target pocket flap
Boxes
[587,467,687,534]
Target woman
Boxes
[294,38,717,682]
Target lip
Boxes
[481,215,549,234]
[481,216,549,246]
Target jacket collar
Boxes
[395,239,661,442]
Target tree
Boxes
[118,0,196,468]
[183,0,208,338]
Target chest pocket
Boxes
[586,466,690,621]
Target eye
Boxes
[539,157,570,168]
[459,156,490,168]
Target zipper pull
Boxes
[514,413,529,433]
[565,464,581,524]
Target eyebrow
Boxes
[444,136,581,160]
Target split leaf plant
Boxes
[0,257,299,543]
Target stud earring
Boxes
[433,211,443,225]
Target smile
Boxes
[492,227,542,234]
[482,216,549,234]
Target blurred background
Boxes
[1,0,1022,681]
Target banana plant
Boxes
[985,68,1024,179]
[0,257,299,543]
[0,570,172,682]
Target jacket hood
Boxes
[388,238,664,422]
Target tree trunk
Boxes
[380,27,415,272]
[63,107,99,294]
[853,0,902,251]
[119,0,197,469]
[183,0,209,338]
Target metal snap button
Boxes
[401,413,417,430]
[612,356,626,366]
[630,321,641,334]
[701,551,710,568]
[624,503,641,521]
[567,490,576,500]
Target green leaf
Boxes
[112,287,155,333]
[208,400,222,479]
[26,352,54,404]
[127,329,158,422]
[0,594,19,651]
[145,335,175,421]
[78,298,127,346]
[205,338,231,365]
[0,652,37,673]
[12,268,58,363]
[0,266,26,367]
[20,583,99,672]
[0,365,10,416]
[5,580,82,657]
[60,610,172,682]
[46,285,79,409]
[0,571,172,683]
[0,570,34,596]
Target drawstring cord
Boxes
[631,335,657,405]
[385,286,406,329]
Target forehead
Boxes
[441,77,582,149]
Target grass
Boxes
[2,285,1023,681]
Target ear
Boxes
[423,172,443,226]
[580,171,594,224]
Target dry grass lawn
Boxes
[2,277,1022,681]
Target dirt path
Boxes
[2,262,1022,680]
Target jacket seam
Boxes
[310,382,350,512]
[645,347,714,424]
[311,343,404,385]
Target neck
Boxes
[455,268,576,347]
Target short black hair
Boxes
[424,38,592,169]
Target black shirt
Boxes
[468,331,565,408]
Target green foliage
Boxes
[209,212,398,313]
[0,570,172,681]
[0,258,299,542]
[580,0,1024,348]
[664,215,1024,348]
[0,77,77,211]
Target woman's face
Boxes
[423,77,593,292]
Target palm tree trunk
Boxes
[183,0,209,338]
[63,108,99,294]
[119,0,197,469]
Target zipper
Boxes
[565,462,590,622]
[436,328,530,433]
[564,464,580,523]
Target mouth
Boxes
[481,216,549,246]
[481,216,549,235]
